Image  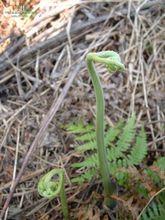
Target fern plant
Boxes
[85,51,125,206]
[67,113,148,185]
[138,188,165,220]
[138,157,165,220]
[38,169,69,220]
[144,157,165,187]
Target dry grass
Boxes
[0,0,164,219]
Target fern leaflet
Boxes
[139,189,165,220]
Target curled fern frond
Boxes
[38,169,64,199]
[37,169,69,220]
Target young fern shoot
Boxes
[38,169,69,220]
[86,51,125,206]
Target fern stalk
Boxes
[86,51,125,206]
[38,169,69,220]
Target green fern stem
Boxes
[38,169,69,220]
[86,51,125,206]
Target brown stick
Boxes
[0,15,107,73]
[0,61,83,219]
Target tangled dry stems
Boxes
[0,0,164,219]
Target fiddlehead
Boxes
[38,169,69,220]
[86,51,125,72]
[86,51,125,206]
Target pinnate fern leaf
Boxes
[71,169,96,183]
[72,154,98,168]
[154,157,165,172]
[139,189,165,220]
[67,120,94,134]
[115,113,136,157]
[128,126,147,166]
[75,131,96,142]
[76,140,96,152]
[67,113,148,184]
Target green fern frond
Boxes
[116,113,136,155]
[72,154,98,168]
[107,146,123,162]
[154,157,165,172]
[76,141,96,152]
[75,130,96,142]
[67,121,96,152]
[67,120,94,134]
[105,121,124,146]
[71,169,96,183]
[108,126,147,171]
[128,126,147,166]
[75,121,124,152]
[139,189,165,220]
[68,113,148,185]
[76,121,124,153]
[105,114,137,164]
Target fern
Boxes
[154,157,165,172]
[105,121,124,146]
[71,169,96,183]
[67,120,94,134]
[76,140,96,152]
[128,126,147,166]
[115,113,136,158]
[138,188,165,220]
[72,154,98,168]
[67,114,148,184]
[75,131,96,142]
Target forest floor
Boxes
[0,1,164,219]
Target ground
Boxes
[0,1,164,219]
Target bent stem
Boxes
[86,51,125,206]
[37,169,69,220]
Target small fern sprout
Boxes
[86,51,125,206]
[38,169,69,220]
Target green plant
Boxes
[85,51,125,205]
[144,157,165,187]
[38,169,69,220]
[67,113,147,187]
[154,157,165,172]
[137,188,165,220]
